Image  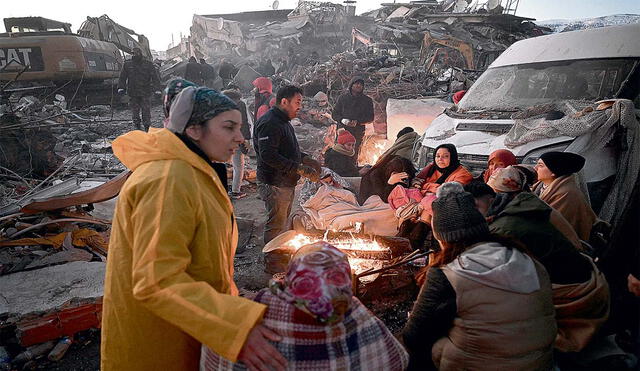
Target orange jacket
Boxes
[417,164,473,194]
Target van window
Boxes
[458,58,639,112]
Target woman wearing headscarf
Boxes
[102,86,286,371]
[485,167,610,353]
[413,144,473,192]
[358,128,418,205]
[401,190,556,370]
[480,149,517,183]
[201,242,409,371]
[387,143,472,222]
[532,151,598,241]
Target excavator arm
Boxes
[78,15,152,60]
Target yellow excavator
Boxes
[420,30,503,71]
[0,15,151,105]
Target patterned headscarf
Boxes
[483,149,517,182]
[270,242,353,325]
[166,87,239,134]
[163,78,197,118]
[487,165,528,193]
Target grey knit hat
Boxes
[432,191,490,243]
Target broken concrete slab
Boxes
[0,261,105,318]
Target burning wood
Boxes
[263,230,412,278]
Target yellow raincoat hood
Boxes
[102,128,265,370]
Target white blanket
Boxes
[301,184,398,236]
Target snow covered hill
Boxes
[536,14,640,33]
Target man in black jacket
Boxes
[117,48,161,130]
[184,56,203,85]
[332,76,374,158]
[199,58,217,87]
[254,85,320,244]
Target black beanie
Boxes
[432,191,490,244]
[539,151,585,177]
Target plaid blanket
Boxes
[200,289,408,370]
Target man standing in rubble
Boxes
[199,58,217,87]
[118,47,161,131]
[332,76,374,158]
[254,85,321,247]
[185,56,203,85]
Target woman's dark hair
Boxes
[429,233,529,268]
[276,85,303,105]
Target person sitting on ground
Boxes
[412,144,473,193]
[388,143,472,221]
[201,242,409,371]
[102,86,286,370]
[323,129,359,178]
[533,151,598,241]
[401,190,556,370]
[478,148,517,183]
[222,89,251,199]
[252,77,275,121]
[358,128,418,205]
[481,167,610,352]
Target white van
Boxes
[416,23,640,211]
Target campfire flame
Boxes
[358,138,388,166]
[286,233,388,278]
[287,233,386,252]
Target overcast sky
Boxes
[3,0,639,50]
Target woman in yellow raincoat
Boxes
[101,84,286,371]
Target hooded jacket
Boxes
[403,242,556,371]
[332,77,374,138]
[101,128,266,371]
[489,192,592,284]
[252,77,275,121]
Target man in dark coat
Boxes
[117,47,161,130]
[332,76,374,157]
[218,59,239,87]
[253,85,320,244]
[199,58,217,87]
[184,56,203,85]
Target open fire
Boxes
[358,137,388,166]
[282,233,391,279]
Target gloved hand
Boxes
[411,177,425,188]
[117,89,126,95]
[154,90,162,95]
[297,164,320,182]
[388,172,409,185]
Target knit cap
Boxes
[432,191,490,243]
[540,151,585,177]
[337,128,356,145]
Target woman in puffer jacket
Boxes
[402,190,557,371]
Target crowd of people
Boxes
[102,61,639,370]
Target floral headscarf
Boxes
[487,165,528,193]
[166,87,239,134]
[163,78,197,118]
[270,242,353,325]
